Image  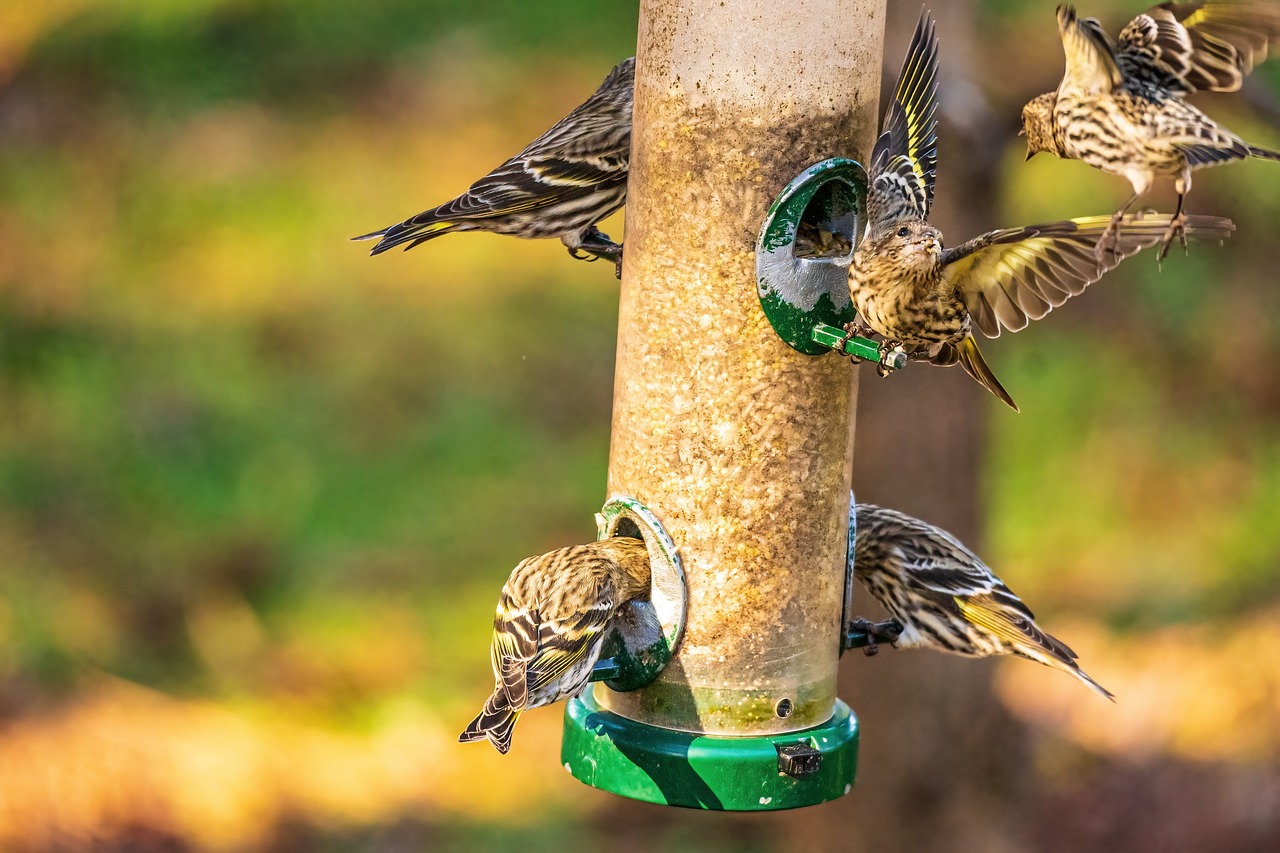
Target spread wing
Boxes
[1057,5,1124,96]
[867,11,939,226]
[1117,1,1280,94]
[942,213,1234,338]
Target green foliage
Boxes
[24,0,639,116]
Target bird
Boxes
[459,537,651,754]
[851,503,1115,701]
[847,10,1236,411]
[1021,2,1280,261]
[354,57,635,276]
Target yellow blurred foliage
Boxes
[998,610,1280,764]
[0,675,586,850]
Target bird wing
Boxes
[1117,1,1280,94]
[1057,5,1124,95]
[867,10,939,225]
[525,586,616,696]
[490,595,541,712]
[886,512,1071,656]
[888,520,1001,600]
[941,214,1234,338]
[389,56,634,225]
[953,590,1075,659]
[436,151,628,221]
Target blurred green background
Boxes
[1,1,1278,850]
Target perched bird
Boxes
[1021,2,1280,260]
[851,503,1114,701]
[355,57,635,276]
[848,10,1235,411]
[459,537,651,754]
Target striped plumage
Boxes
[459,537,651,754]
[852,504,1114,701]
[355,57,634,274]
[849,11,1235,411]
[1021,3,1280,260]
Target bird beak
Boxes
[1017,127,1025,137]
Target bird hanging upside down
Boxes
[355,57,635,278]
[459,537,651,754]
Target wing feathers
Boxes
[943,213,1234,338]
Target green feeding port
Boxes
[563,691,859,811]
[756,158,905,372]
[587,496,687,692]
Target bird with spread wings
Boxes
[847,9,1235,411]
[1021,2,1280,261]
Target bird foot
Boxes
[849,618,903,657]
[1093,216,1124,264]
[1156,212,1189,266]
[838,320,873,362]
[876,342,906,377]
[572,227,624,278]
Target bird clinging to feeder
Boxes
[459,537,651,754]
[355,57,635,276]
[851,504,1114,701]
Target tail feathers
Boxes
[458,696,521,754]
[957,336,1019,412]
[1021,646,1116,702]
[352,215,458,256]
[1249,145,1280,162]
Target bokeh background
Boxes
[1,1,1278,850]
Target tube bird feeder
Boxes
[561,0,888,811]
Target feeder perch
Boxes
[756,158,905,373]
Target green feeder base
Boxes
[562,691,858,811]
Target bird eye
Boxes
[896,226,909,238]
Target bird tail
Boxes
[1014,640,1116,702]
[1249,145,1280,162]
[956,336,1019,412]
[955,595,1115,702]
[458,694,521,754]
[352,214,459,256]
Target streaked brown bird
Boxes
[459,537,651,754]
[355,57,634,275]
[849,10,1236,411]
[1021,2,1280,260]
[851,503,1115,701]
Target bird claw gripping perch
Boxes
[755,158,907,374]
[572,226,624,277]
[844,618,904,657]
[810,322,908,372]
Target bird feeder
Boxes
[559,0,889,811]
[756,157,904,372]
